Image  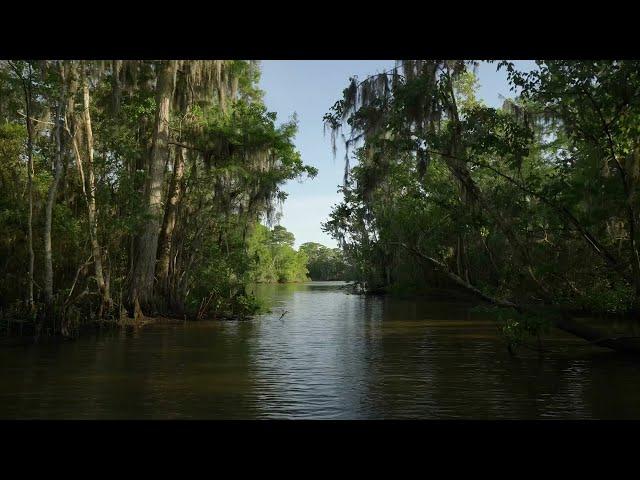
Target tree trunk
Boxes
[111,60,122,113]
[20,63,35,310]
[156,145,186,298]
[80,63,111,313]
[65,61,111,315]
[128,60,176,312]
[621,152,640,307]
[43,70,65,309]
[627,206,640,309]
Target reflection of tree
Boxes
[249,283,372,418]
[358,298,599,419]
[4,288,640,419]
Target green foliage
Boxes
[323,59,640,347]
[247,224,309,283]
[187,239,263,319]
[299,242,352,280]
[0,122,29,307]
[470,305,552,351]
[0,60,317,330]
[498,311,552,351]
[578,282,634,315]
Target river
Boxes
[1,281,640,419]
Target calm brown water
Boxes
[1,281,640,419]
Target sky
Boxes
[258,60,536,248]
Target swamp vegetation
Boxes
[1,59,640,358]
[0,60,316,336]
[323,60,640,353]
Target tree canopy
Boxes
[0,60,316,333]
[323,60,640,351]
[299,242,351,281]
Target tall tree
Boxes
[127,60,177,312]
[43,61,65,310]
[0,59,314,336]
[64,61,111,315]
[8,61,36,309]
[324,60,640,351]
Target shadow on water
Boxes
[1,281,640,419]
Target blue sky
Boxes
[259,60,536,248]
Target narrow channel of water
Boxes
[1,281,639,419]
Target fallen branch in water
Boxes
[392,241,640,354]
[390,242,520,310]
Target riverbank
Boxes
[0,310,252,346]
[346,280,638,319]
[2,281,640,419]
[343,281,640,355]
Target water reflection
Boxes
[1,281,640,419]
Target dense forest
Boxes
[247,224,308,283]
[323,60,640,352]
[3,58,639,354]
[0,60,318,335]
[2,57,640,422]
[299,242,351,281]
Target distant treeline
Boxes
[247,224,308,283]
[246,225,353,283]
[299,242,352,281]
